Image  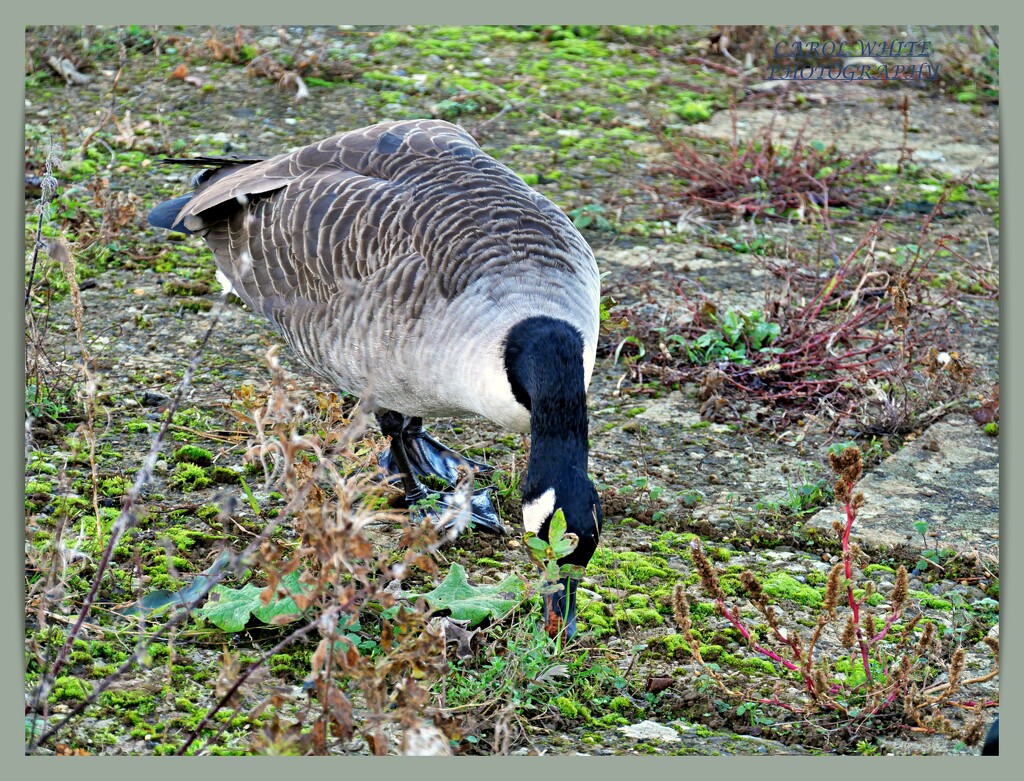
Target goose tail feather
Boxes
[147,194,195,235]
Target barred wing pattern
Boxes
[174,119,600,431]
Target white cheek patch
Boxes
[522,487,556,535]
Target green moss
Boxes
[25,480,53,494]
[474,557,504,567]
[578,601,612,634]
[196,504,221,523]
[173,445,214,466]
[168,462,212,492]
[863,564,895,576]
[761,572,823,608]
[653,633,693,659]
[984,422,998,436]
[909,590,953,610]
[852,589,886,607]
[609,695,633,713]
[209,466,241,484]
[590,548,670,587]
[101,476,132,497]
[50,675,92,702]
[672,99,713,123]
[29,458,58,475]
[804,570,827,586]
[699,644,724,661]
[555,696,580,718]
[620,608,663,626]
[722,652,777,675]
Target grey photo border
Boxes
[5,3,1014,776]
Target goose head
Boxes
[522,469,602,639]
[504,316,603,639]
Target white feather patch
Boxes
[522,487,556,535]
[215,268,237,296]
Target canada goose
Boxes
[148,119,603,637]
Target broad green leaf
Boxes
[419,563,528,626]
[197,570,310,632]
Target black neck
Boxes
[504,317,589,481]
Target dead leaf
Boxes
[973,384,999,425]
[433,616,478,660]
[184,75,204,88]
[645,676,675,694]
[170,63,188,80]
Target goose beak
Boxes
[543,576,579,640]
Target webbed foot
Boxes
[379,418,494,486]
[406,485,507,536]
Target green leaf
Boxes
[121,575,214,616]
[419,563,528,626]
[197,570,310,632]
[551,532,578,559]
[549,508,567,542]
[525,533,550,552]
[238,477,260,516]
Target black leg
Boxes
[376,411,427,502]
[375,411,506,535]
[378,415,494,487]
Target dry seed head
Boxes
[948,647,965,692]
[852,492,865,511]
[823,563,843,613]
[739,570,764,602]
[672,583,691,632]
[828,446,862,479]
[814,668,828,696]
[791,632,804,657]
[916,622,936,655]
[690,538,724,600]
[834,480,851,506]
[946,352,976,387]
[889,278,910,330]
[841,615,857,647]
[861,612,877,637]
[892,566,909,610]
